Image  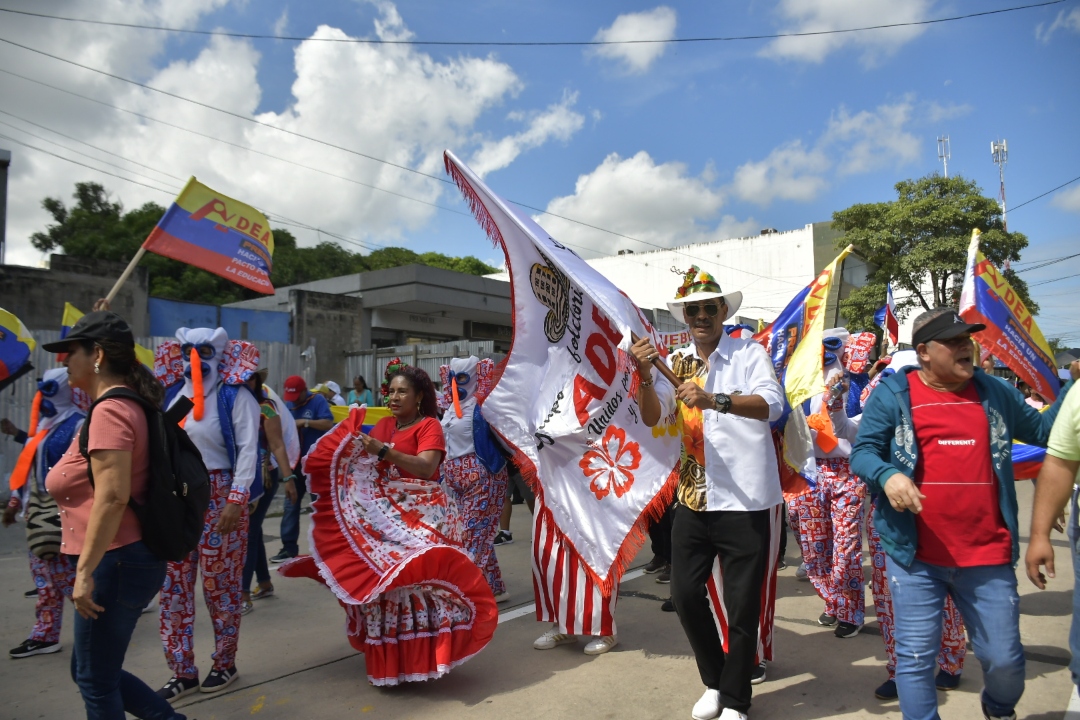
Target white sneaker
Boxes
[795,563,809,581]
[583,635,618,655]
[533,627,577,650]
[493,591,511,604]
[719,709,748,720]
[692,689,721,720]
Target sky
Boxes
[0,0,1077,342]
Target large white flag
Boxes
[444,151,681,592]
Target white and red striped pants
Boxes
[531,502,618,637]
[705,503,783,663]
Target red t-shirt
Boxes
[369,416,445,480]
[909,371,1011,567]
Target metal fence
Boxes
[0,331,304,486]
[344,341,504,395]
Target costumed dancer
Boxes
[155,328,262,700]
[438,356,510,602]
[861,350,966,700]
[647,266,785,720]
[2,368,87,658]
[790,329,866,638]
[279,361,497,686]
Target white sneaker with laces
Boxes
[692,688,721,720]
[583,635,618,655]
[719,709,748,720]
[533,627,577,650]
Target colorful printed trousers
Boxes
[442,454,508,595]
[792,458,866,626]
[27,551,75,643]
[868,499,966,678]
[160,469,249,678]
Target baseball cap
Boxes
[283,375,307,403]
[42,311,135,353]
[911,310,986,348]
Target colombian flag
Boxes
[143,178,275,294]
[1012,442,1045,481]
[62,303,154,369]
[959,229,1058,401]
[0,307,36,392]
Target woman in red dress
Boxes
[280,363,497,686]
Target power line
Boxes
[0,1,1063,46]
[1009,173,1080,213]
[1029,272,1080,288]
[1015,251,1080,273]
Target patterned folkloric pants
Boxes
[793,458,866,626]
[159,469,249,678]
[441,454,508,595]
[27,551,75,643]
[532,501,618,637]
[868,499,966,678]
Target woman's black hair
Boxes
[355,375,367,391]
[387,366,439,419]
[79,338,165,407]
[250,371,267,402]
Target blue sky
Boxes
[0,0,1077,341]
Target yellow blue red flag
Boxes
[143,177,275,293]
[62,303,154,369]
[0,307,36,392]
[960,229,1058,401]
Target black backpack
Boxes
[79,388,211,562]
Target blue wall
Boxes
[149,298,291,343]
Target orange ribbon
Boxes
[190,347,205,421]
[10,392,46,492]
[807,402,838,453]
[451,376,463,419]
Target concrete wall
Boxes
[290,289,366,385]
[0,254,150,334]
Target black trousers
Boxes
[671,504,771,714]
[648,501,676,562]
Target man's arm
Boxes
[1025,454,1078,589]
[732,342,783,422]
[850,387,900,495]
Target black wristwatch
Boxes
[712,393,732,414]
[377,445,390,460]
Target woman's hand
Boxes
[356,432,385,458]
[2,505,17,527]
[72,572,104,620]
[630,336,660,377]
[217,503,242,534]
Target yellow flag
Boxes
[62,303,154,369]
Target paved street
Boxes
[0,482,1073,719]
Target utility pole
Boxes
[937,136,950,178]
[991,139,1008,232]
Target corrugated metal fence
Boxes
[345,341,504,392]
[0,331,304,486]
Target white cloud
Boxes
[468,91,585,177]
[0,1,581,266]
[1036,7,1080,42]
[1050,184,1080,213]
[925,100,971,123]
[761,0,934,66]
[273,8,289,37]
[536,151,758,258]
[591,7,677,74]
[731,141,831,205]
[823,101,920,175]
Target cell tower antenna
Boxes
[937,136,950,178]
[991,139,1008,232]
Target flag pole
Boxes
[104,246,147,304]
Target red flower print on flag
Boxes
[579,425,642,500]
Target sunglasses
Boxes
[181,342,216,361]
[37,379,61,397]
[684,302,724,318]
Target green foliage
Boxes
[832,174,1037,331]
[31,182,500,305]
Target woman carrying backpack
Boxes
[42,311,187,720]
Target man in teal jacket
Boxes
[851,307,1073,720]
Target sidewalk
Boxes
[0,483,1073,719]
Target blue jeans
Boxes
[69,541,184,720]
[885,556,1023,720]
[243,470,279,590]
[278,464,307,556]
[1069,486,1080,688]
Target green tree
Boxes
[832,174,1037,330]
[30,182,499,305]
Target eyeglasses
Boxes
[181,343,216,360]
[37,379,61,397]
[684,302,723,318]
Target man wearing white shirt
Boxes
[634,267,784,720]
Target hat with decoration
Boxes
[666,265,742,320]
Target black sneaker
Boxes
[201,666,238,693]
[493,530,514,546]
[9,639,60,658]
[874,678,898,700]
[269,549,295,564]
[777,559,789,571]
[818,612,837,626]
[935,669,960,691]
[834,621,862,638]
[643,555,666,574]
[655,564,671,584]
[157,675,200,702]
[751,661,767,685]
[660,598,675,612]
[23,588,37,598]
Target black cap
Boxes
[42,311,135,353]
[911,310,986,347]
